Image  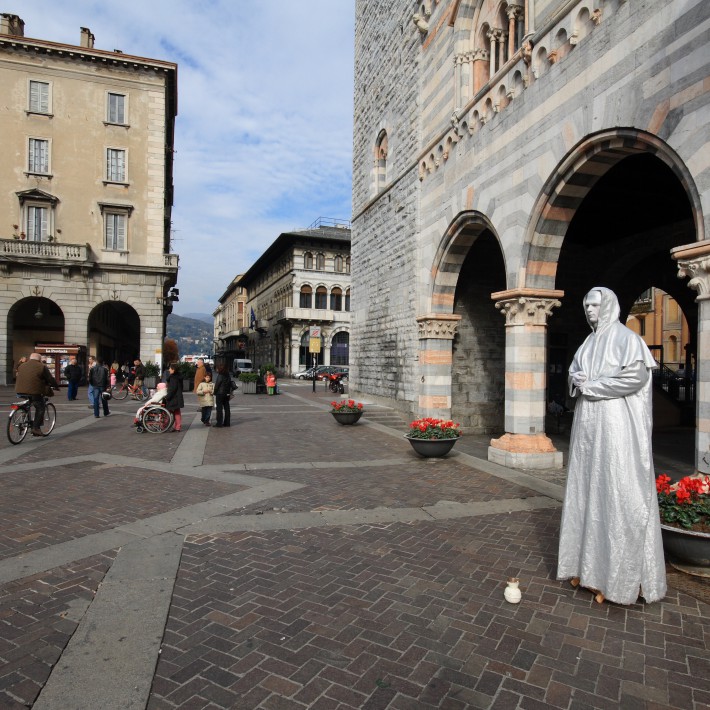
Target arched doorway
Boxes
[7,296,65,382]
[331,331,349,366]
[419,211,506,424]
[549,151,696,425]
[88,302,140,364]
[452,229,506,432]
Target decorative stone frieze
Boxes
[416,313,462,340]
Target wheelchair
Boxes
[135,404,174,434]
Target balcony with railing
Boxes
[0,238,179,272]
[274,307,350,324]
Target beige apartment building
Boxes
[226,219,351,375]
[0,13,178,384]
[213,275,248,365]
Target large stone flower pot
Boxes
[331,411,362,425]
[404,435,458,458]
[661,524,710,567]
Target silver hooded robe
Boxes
[557,287,667,604]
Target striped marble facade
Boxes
[352,0,710,469]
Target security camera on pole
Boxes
[309,325,321,393]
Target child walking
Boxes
[265,370,277,395]
[196,372,215,426]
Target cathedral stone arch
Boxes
[523,128,705,292]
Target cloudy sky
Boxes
[17,0,355,316]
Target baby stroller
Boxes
[133,383,174,433]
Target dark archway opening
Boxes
[88,302,140,364]
[452,229,507,433]
[7,297,65,383]
[550,153,696,427]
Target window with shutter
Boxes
[29,81,50,113]
[106,149,126,182]
[28,138,49,173]
[105,213,127,250]
[107,93,126,124]
[26,206,48,242]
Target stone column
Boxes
[674,240,710,474]
[416,313,461,418]
[487,31,497,77]
[489,289,564,469]
[291,338,300,374]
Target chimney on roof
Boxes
[0,13,24,36]
[80,26,94,48]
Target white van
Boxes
[232,358,254,375]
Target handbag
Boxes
[43,384,55,397]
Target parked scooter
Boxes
[325,372,346,394]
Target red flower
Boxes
[675,488,691,504]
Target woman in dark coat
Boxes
[165,362,184,432]
[213,364,232,427]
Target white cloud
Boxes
[15,0,355,315]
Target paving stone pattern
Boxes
[151,515,710,709]
[0,386,708,709]
[0,463,243,560]
[232,460,543,516]
[0,552,117,709]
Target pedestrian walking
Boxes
[165,362,184,432]
[196,372,214,426]
[133,359,147,398]
[193,358,207,393]
[213,364,232,427]
[89,357,110,418]
[87,355,97,409]
[64,356,82,400]
[265,369,277,395]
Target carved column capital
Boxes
[507,4,524,21]
[416,313,462,340]
[678,256,710,301]
[492,289,564,326]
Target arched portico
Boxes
[88,301,140,365]
[418,211,502,418]
[491,128,704,469]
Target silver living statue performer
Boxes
[557,287,666,604]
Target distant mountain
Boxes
[179,312,213,324]
[167,313,213,357]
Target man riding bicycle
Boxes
[15,353,58,437]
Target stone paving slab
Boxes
[150,513,710,709]
[0,385,707,709]
[224,459,545,516]
[0,551,117,709]
[0,461,244,560]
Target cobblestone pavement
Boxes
[0,382,707,709]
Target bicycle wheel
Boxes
[39,402,57,436]
[111,384,129,400]
[7,409,29,444]
[134,388,147,402]
[142,406,173,433]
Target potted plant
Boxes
[405,416,461,458]
[239,371,259,394]
[144,361,160,389]
[656,474,710,567]
[330,399,364,425]
[177,362,196,391]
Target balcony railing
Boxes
[0,239,88,261]
[274,307,350,323]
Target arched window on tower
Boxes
[334,255,343,273]
[315,286,327,309]
[315,253,325,270]
[303,252,313,269]
[375,130,388,193]
[330,287,343,311]
[299,285,312,308]
[345,288,351,311]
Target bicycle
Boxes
[110,380,147,401]
[7,395,57,444]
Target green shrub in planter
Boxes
[238,372,259,383]
[144,361,160,377]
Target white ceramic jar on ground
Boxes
[504,577,522,603]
